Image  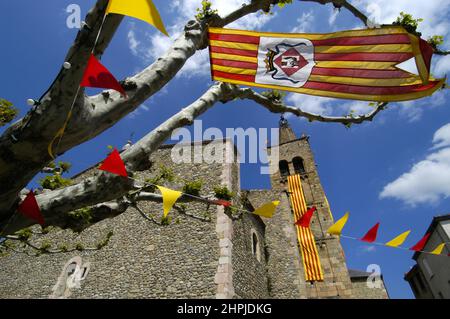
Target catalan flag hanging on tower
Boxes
[287,174,324,281]
[207,27,445,102]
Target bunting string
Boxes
[96,149,450,257]
[129,176,277,217]
[340,235,450,258]
[326,211,449,257]
[47,0,170,159]
[48,13,109,159]
[7,147,450,262]
[97,148,279,218]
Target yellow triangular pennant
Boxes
[430,243,445,255]
[327,212,349,236]
[106,0,169,36]
[253,201,280,218]
[385,230,411,247]
[156,185,182,218]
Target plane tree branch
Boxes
[302,0,372,27]
[232,86,388,125]
[0,0,282,222]
[1,82,236,234]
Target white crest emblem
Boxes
[255,37,315,88]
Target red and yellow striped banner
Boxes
[287,174,324,282]
[208,27,445,102]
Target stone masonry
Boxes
[0,122,389,299]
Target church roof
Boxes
[267,116,309,148]
[348,269,373,279]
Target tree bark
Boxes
[1,82,235,234]
[0,0,278,222]
[0,0,416,234]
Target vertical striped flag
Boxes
[208,27,445,102]
[288,174,324,282]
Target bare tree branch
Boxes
[0,0,122,217]
[1,74,390,234]
[232,86,388,125]
[4,232,112,255]
[1,82,236,234]
[1,0,438,235]
[302,0,372,27]
[0,0,280,220]
[435,50,450,56]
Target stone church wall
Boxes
[0,140,266,299]
[351,278,389,299]
[0,134,389,299]
[247,190,307,299]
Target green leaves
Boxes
[277,0,293,8]
[427,35,444,51]
[393,12,423,36]
[59,161,72,173]
[195,0,218,21]
[15,228,32,241]
[39,174,72,190]
[0,99,18,127]
[68,207,93,224]
[39,161,73,190]
[182,180,203,196]
[214,185,234,201]
[261,89,286,103]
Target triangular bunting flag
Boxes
[156,186,182,218]
[385,230,411,247]
[295,206,316,228]
[80,54,126,97]
[430,243,445,255]
[361,223,380,243]
[99,148,128,177]
[253,201,280,218]
[17,190,45,225]
[327,212,349,236]
[106,0,168,36]
[211,199,232,207]
[410,233,431,252]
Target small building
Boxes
[404,214,450,299]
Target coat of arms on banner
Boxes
[256,38,315,88]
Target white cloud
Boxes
[128,0,275,78]
[432,123,450,149]
[286,94,334,116]
[355,0,450,39]
[380,123,450,206]
[361,245,377,253]
[291,11,315,33]
[127,27,139,56]
[397,89,447,123]
[170,0,274,30]
[328,7,339,26]
[128,103,151,119]
[433,55,450,77]
[286,93,373,119]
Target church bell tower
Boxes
[264,116,355,298]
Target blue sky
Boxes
[1,0,450,298]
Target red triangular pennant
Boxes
[80,54,127,97]
[17,190,45,225]
[360,222,380,243]
[211,199,232,207]
[410,233,431,252]
[99,148,128,177]
[295,206,316,227]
